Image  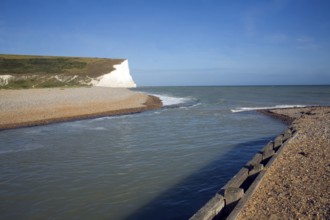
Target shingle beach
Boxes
[237,107,330,219]
[0,87,162,130]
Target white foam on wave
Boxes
[89,126,107,130]
[231,105,307,113]
[88,114,135,122]
[179,102,202,109]
[0,143,44,155]
[151,94,192,106]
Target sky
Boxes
[1,0,330,86]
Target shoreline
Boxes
[0,87,162,130]
[236,106,330,219]
[256,109,294,125]
[256,105,327,125]
[191,106,330,219]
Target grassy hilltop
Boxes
[0,54,125,88]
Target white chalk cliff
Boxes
[92,60,136,88]
[0,58,137,88]
[0,75,13,86]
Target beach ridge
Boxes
[190,106,330,219]
[0,87,162,130]
[236,106,330,219]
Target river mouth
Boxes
[1,86,329,219]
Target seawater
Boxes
[0,86,329,220]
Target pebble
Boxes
[237,107,330,219]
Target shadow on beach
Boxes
[124,136,277,220]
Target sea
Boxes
[0,86,329,220]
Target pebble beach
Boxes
[0,86,329,219]
[0,87,162,130]
[237,106,330,219]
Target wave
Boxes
[231,105,307,113]
[154,94,191,106]
[0,143,44,155]
[150,93,196,107]
[179,102,202,109]
[89,126,107,130]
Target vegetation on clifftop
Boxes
[0,54,125,89]
[0,57,87,74]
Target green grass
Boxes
[0,57,86,74]
[1,79,91,89]
[0,54,124,77]
[0,54,125,89]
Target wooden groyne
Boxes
[190,126,296,220]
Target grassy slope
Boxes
[0,54,125,88]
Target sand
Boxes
[0,87,162,130]
[237,106,330,219]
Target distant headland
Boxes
[0,54,136,89]
[0,54,163,130]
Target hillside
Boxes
[0,54,136,88]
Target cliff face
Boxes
[0,55,137,88]
[0,75,13,86]
[92,60,136,88]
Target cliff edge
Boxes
[92,60,136,88]
[0,54,137,88]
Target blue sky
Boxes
[1,0,330,86]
